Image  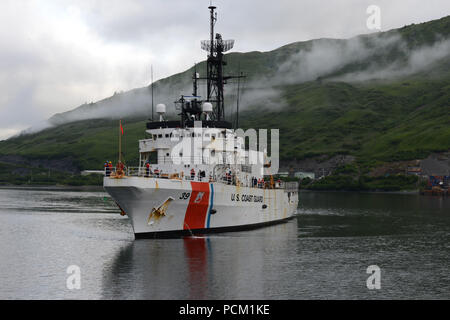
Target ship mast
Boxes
[201,6,235,121]
[172,5,244,128]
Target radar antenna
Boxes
[173,5,245,128]
[200,6,237,121]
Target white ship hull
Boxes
[104,177,298,238]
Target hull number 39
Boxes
[179,192,191,200]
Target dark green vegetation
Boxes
[0,15,449,188]
[305,172,420,192]
[0,161,103,186]
[277,163,421,191]
[0,118,146,171]
[241,76,450,163]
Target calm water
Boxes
[0,187,449,299]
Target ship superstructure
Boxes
[103,6,298,238]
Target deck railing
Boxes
[104,166,210,181]
[284,181,299,192]
[104,167,298,190]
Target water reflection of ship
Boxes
[100,219,298,299]
[183,237,209,299]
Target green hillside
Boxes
[1,15,449,187]
[242,73,450,162]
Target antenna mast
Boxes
[151,65,154,120]
[201,6,235,121]
[236,66,242,129]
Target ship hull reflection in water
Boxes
[184,237,209,299]
[101,219,298,299]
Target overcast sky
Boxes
[1,0,449,140]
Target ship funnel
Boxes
[156,104,166,121]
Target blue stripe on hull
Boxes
[206,183,214,228]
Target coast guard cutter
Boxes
[103,6,298,238]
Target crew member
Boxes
[108,161,113,176]
[116,161,124,176]
[145,162,151,177]
[104,161,109,177]
[190,168,195,180]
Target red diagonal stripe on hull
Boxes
[183,182,210,230]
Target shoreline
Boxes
[0,184,420,194]
[0,184,105,192]
[299,189,420,195]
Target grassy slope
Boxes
[240,72,450,163]
[0,118,147,170]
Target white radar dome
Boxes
[202,102,213,113]
[156,104,166,114]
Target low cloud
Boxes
[230,32,450,114]
[276,34,401,84]
[334,38,450,82]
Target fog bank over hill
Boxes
[17,16,450,136]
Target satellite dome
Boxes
[202,102,213,113]
[156,104,166,114]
